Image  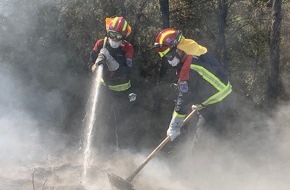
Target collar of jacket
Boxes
[178,54,192,81]
[177,36,207,56]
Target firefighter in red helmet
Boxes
[153,28,233,144]
[88,16,134,89]
[87,17,137,150]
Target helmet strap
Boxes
[176,30,183,43]
[177,49,186,62]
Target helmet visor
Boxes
[107,30,123,40]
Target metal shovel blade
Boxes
[107,173,135,190]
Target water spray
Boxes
[83,64,103,182]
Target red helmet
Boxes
[106,17,132,37]
[153,28,182,57]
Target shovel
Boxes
[107,109,197,190]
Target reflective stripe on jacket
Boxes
[101,78,131,92]
[190,64,232,109]
[174,53,232,115]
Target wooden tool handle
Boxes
[126,109,197,182]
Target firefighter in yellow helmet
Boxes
[87,17,137,150]
[153,28,233,143]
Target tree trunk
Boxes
[130,0,148,44]
[158,0,171,79]
[267,0,282,108]
[116,0,127,17]
[159,0,170,29]
[217,0,229,70]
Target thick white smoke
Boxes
[130,104,290,190]
[0,1,76,189]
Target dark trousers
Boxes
[93,85,137,151]
[171,92,237,154]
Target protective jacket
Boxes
[173,52,232,118]
[89,39,134,91]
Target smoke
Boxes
[0,65,40,164]
[0,61,68,160]
[0,1,82,189]
[128,103,290,190]
[1,0,289,190]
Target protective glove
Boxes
[99,47,110,58]
[89,53,105,72]
[90,63,97,72]
[167,114,184,141]
[192,104,205,111]
[87,61,94,71]
[128,93,137,102]
[126,58,133,67]
[95,53,105,66]
[100,48,119,71]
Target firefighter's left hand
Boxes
[128,93,137,102]
[126,58,133,67]
[90,63,97,72]
[87,61,94,71]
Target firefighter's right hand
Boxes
[95,53,106,66]
[192,104,205,111]
[167,114,184,141]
